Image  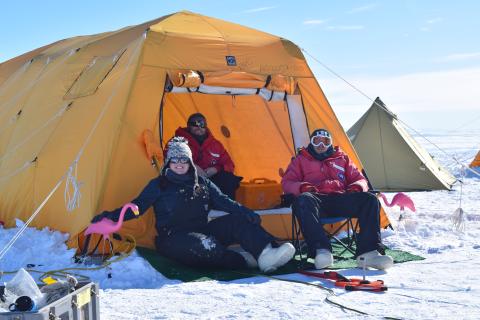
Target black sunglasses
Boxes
[188,120,206,128]
[170,157,189,164]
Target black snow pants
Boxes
[292,192,381,257]
[209,171,242,200]
[155,213,274,269]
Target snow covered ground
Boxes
[1,130,479,319]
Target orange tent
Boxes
[470,151,480,168]
[0,11,390,249]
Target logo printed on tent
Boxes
[225,56,237,66]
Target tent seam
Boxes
[93,35,147,215]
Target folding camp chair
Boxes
[320,216,358,256]
[291,212,359,260]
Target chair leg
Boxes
[323,219,357,256]
[291,213,313,267]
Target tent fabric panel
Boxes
[143,30,230,72]
[357,106,433,191]
[0,41,61,86]
[0,56,53,130]
[346,106,372,143]
[162,92,295,182]
[204,71,267,88]
[143,12,311,77]
[0,49,104,228]
[0,51,85,199]
[0,166,35,229]
[0,56,49,157]
[96,65,168,248]
[69,16,169,58]
[349,105,390,189]
[27,36,142,236]
[64,51,125,99]
[376,114,430,190]
[393,120,456,189]
[0,32,122,88]
[349,99,455,191]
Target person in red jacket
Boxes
[168,113,242,199]
[282,128,393,270]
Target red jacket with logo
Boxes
[170,127,235,172]
[281,147,368,196]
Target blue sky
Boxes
[1,1,480,132]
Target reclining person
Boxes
[281,128,393,270]
[168,113,242,199]
[92,137,295,272]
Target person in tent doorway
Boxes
[167,113,242,199]
[91,137,295,272]
[281,129,394,270]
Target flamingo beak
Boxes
[133,207,140,216]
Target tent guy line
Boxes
[301,47,480,179]
[0,179,63,261]
[447,113,480,132]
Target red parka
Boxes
[169,127,235,172]
[281,147,368,196]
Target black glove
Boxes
[90,212,112,223]
[244,211,261,225]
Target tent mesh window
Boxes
[64,49,126,99]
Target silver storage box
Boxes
[0,282,99,320]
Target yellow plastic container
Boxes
[236,178,283,210]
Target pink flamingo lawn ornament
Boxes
[378,192,416,220]
[85,203,140,240]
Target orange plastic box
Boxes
[236,178,283,210]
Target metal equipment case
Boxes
[0,282,99,320]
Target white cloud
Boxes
[242,6,276,13]
[420,17,442,32]
[436,52,480,62]
[348,3,378,14]
[327,25,364,31]
[427,17,443,24]
[303,19,326,25]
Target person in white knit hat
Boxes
[91,137,295,272]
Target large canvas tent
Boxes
[347,97,456,192]
[0,11,390,249]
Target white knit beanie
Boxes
[163,137,199,190]
[165,136,193,165]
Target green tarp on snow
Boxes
[136,242,424,282]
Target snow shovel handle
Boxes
[345,285,388,292]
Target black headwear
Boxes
[310,128,331,140]
[187,113,207,127]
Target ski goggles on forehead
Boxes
[170,157,189,164]
[311,132,332,148]
[187,119,206,128]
